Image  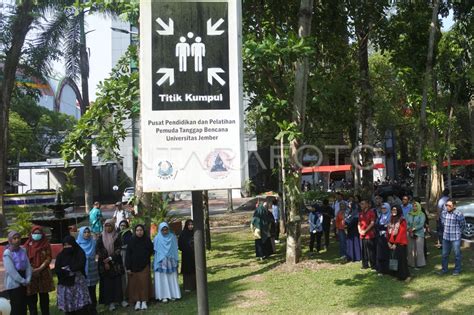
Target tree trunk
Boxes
[279,139,286,235]
[414,0,439,197]
[202,190,211,251]
[79,10,94,211]
[286,0,314,265]
[0,0,34,214]
[134,141,151,228]
[468,94,474,155]
[446,106,454,197]
[355,17,374,196]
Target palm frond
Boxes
[35,10,70,52]
[63,16,81,81]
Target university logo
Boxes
[157,160,176,180]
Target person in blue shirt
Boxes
[401,195,413,217]
[309,205,324,254]
[439,199,466,275]
[89,201,103,236]
[271,199,280,243]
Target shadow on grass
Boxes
[331,236,474,314]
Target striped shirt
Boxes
[441,209,466,241]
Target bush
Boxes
[8,207,33,237]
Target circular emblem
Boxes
[157,161,175,180]
[205,150,233,179]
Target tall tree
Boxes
[413,0,440,198]
[286,0,314,264]
[0,0,34,212]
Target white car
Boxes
[455,200,474,239]
[122,187,135,203]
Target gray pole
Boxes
[192,190,209,315]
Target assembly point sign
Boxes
[140,0,243,192]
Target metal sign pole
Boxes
[192,190,209,315]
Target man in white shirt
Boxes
[113,202,132,228]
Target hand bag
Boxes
[389,250,398,271]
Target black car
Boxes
[375,184,412,199]
[444,179,473,197]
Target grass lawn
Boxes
[46,228,473,314]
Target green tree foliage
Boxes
[61,46,139,163]
[7,111,33,162]
[10,95,76,161]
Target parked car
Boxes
[122,187,135,203]
[453,200,474,239]
[444,179,473,197]
[375,184,412,199]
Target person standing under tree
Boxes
[153,222,181,303]
[406,202,426,269]
[112,202,132,229]
[3,231,32,315]
[358,199,376,270]
[25,226,54,315]
[96,220,126,311]
[388,205,410,281]
[439,199,466,276]
[89,202,103,237]
[308,205,324,254]
[55,236,91,315]
[76,227,99,315]
[178,220,196,292]
[125,225,154,310]
[321,199,334,250]
[271,199,280,243]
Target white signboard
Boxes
[140,0,243,192]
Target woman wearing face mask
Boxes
[55,236,91,314]
[375,203,391,275]
[25,226,55,315]
[76,227,99,315]
[125,225,154,310]
[96,219,126,311]
[3,231,32,315]
[387,205,410,281]
[153,222,181,303]
[178,219,196,292]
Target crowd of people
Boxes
[2,201,197,315]
[307,191,466,281]
[251,190,466,282]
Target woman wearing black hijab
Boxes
[55,236,91,314]
[125,224,154,310]
[178,220,196,292]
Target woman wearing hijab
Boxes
[118,220,132,307]
[345,196,362,262]
[178,219,196,292]
[76,227,99,315]
[406,201,426,268]
[3,231,32,315]
[375,203,391,275]
[153,222,181,303]
[25,226,54,315]
[96,219,125,311]
[388,205,410,281]
[125,224,154,310]
[55,236,91,314]
[251,203,271,259]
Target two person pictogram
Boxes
[175,32,206,72]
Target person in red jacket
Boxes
[358,199,376,270]
[388,205,410,281]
